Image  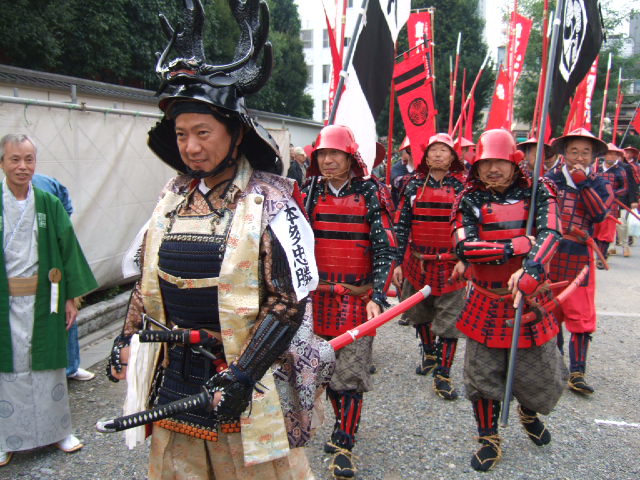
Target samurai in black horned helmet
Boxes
[105,2,334,478]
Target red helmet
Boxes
[419,133,464,174]
[313,125,358,156]
[474,129,524,165]
[307,124,367,177]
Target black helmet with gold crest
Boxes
[148,0,282,176]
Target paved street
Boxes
[1,246,639,479]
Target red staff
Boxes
[598,53,612,139]
[97,285,433,434]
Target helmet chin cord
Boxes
[186,128,242,180]
[320,158,352,184]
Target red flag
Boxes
[486,66,510,130]
[323,1,347,118]
[407,11,433,53]
[564,89,587,134]
[633,107,640,135]
[394,48,437,165]
[510,12,533,89]
[465,93,476,140]
[563,56,599,134]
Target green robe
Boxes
[0,185,98,372]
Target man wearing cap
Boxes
[546,128,612,395]
[594,144,629,260]
[392,133,466,400]
[107,2,333,478]
[452,128,564,472]
[303,124,397,479]
[459,136,476,171]
[516,137,559,175]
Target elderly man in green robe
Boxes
[0,134,97,467]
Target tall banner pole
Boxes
[612,68,622,144]
[598,52,612,139]
[619,101,640,147]
[428,8,438,132]
[500,0,565,427]
[308,0,370,213]
[327,0,369,125]
[506,1,518,129]
[451,52,490,134]
[531,0,550,135]
[448,33,461,135]
[386,44,398,185]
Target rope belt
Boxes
[317,280,373,297]
[158,269,219,289]
[8,275,38,296]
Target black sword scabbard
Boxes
[96,389,212,433]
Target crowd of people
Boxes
[2,2,640,479]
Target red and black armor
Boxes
[466,200,530,290]
[400,179,465,295]
[310,192,372,337]
[452,180,562,348]
[313,193,372,286]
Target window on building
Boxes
[322,100,328,117]
[307,65,313,84]
[301,29,313,49]
[348,0,353,7]
[322,65,331,84]
[323,29,329,49]
[344,37,351,48]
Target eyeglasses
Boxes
[564,151,593,160]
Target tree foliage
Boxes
[376,0,495,146]
[0,0,313,117]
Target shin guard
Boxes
[415,323,435,347]
[435,337,458,375]
[331,390,363,450]
[569,332,592,373]
[472,398,500,437]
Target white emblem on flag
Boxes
[271,198,318,301]
[560,0,587,82]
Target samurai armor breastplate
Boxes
[404,183,463,295]
[555,187,593,235]
[598,169,621,215]
[157,209,231,331]
[457,199,558,348]
[470,199,529,289]
[311,193,372,336]
[155,206,234,433]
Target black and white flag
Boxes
[334,0,410,173]
[549,0,603,131]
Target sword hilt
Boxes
[96,390,212,433]
[138,329,190,344]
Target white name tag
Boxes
[270,198,318,301]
